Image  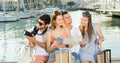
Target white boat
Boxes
[17,12,31,19]
[25,10,43,18]
[6,2,31,19]
[0,13,19,22]
[0,0,19,22]
[14,0,33,19]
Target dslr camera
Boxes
[24,26,39,37]
[24,30,33,37]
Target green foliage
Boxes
[67,1,76,7]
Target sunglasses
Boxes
[38,21,45,26]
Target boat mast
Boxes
[3,0,6,15]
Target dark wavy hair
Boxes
[39,14,51,24]
[61,11,68,16]
[38,14,51,35]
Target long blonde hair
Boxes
[80,11,94,42]
[51,10,62,30]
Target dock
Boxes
[96,9,120,17]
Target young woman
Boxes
[45,10,74,63]
[79,11,104,63]
[26,14,51,63]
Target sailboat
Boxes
[0,0,19,22]
[23,0,42,17]
[16,0,31,19]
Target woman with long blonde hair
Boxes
[79,11,104,63]
[45,10,74,63]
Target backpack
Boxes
[18,46,35,63]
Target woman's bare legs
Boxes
[80,61,96,63]
[90,61,96,63]
[71,57,75,63]
[80,60,89,63]
[49,60,55,63]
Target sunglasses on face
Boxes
[38,21,45,26]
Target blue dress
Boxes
[79,23,99,62]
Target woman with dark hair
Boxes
[45,10,74,63]
[79,11,104,63]
[26,14,51,63]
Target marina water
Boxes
[0,10,120,62]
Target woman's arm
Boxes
[96,23,105,44]
[45,30,57,53]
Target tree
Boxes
[67,1,76,8]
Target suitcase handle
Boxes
[59,48,71,63]
[103,49,111,63]
[98,44,111,63]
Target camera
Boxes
[24,30,33,37]
[24,26,39,37]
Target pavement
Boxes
[0,59,120,63]
[0,61,120,63]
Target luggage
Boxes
[97,48,111,63]
[55,48,72,63]
[18,46,35,63]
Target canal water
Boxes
[0,10,120,62]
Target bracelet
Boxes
[65,44,69,48]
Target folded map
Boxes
[63,36,82,45]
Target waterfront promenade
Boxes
[0,60,120,63]
[0,58,120,63]
[0,11,120,63]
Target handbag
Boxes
[55,48,72,63]
[97,45,111,63]
[18,45,35,63]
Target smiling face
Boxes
[80,16,89,26]
[63,14,72,24]
[55,15,64,26]
[38,19,47,30]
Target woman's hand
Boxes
[79,39,86,47]
[68,44,73,48]
[97,39,103,45]
[51,40,58,48]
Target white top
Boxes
[34,30,48,56]
[71,26,81,37]
[70,26,81,53]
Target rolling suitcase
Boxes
[97,49,111,63]
[55,48,72,63]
